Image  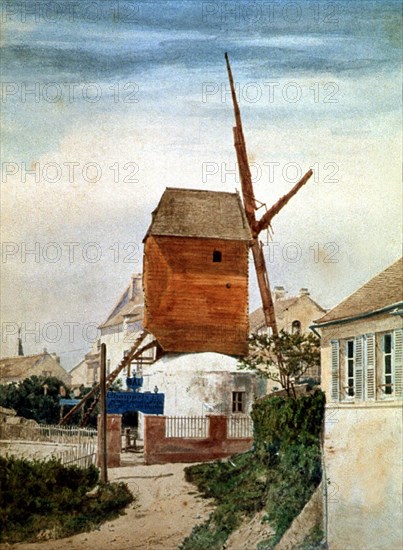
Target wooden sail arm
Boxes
[225,52,243,136]
[225,51,258,217]
[233,127,258,229]
[255,168,313,234]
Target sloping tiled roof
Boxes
[0,353,69,383]
[0,354,48,379]
[250,297,297,332]
[144,188,252,241]
[100,303,144,329]
[99,279,144,329]
[315,257,403,324]
[249,295,326,332]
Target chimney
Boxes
[274,286,286,301]
[299,288,310,297]
[130,273,143,300]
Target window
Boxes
[346,339,355,397]
[292,320,301,334]
[107,359,111,376]
[383,333,393,395]
[213,250,222,263]
[331,329,402,404]
[232,391,246,413]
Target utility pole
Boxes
[100,343,108,483]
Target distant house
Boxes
[98,273,156,384]
[143,188,252,356]
[313,257,402,550]
[250,286,326,335]
[250,286,326,387]
[69,358,88,388]
[72,273,156,388]
[0,350,71,386]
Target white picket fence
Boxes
[164,415,253,439]
[165,416,208,438]
[1,424,98,468]
[55,440,97,468]
[34,424,97,444]
[227,415,253,438]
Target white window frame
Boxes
[344,339,355,399]
[381,332,394,398]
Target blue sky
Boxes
[1,0,401,368]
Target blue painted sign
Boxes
[106,391,164,415]
[59,398,81,406]
[126,376,143,390]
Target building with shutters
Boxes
[313,257,402,550]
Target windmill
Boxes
[224,53,313,391]
[60,55,313,425]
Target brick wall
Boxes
[144,414,253,465]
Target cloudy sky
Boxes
[1,0,401,368]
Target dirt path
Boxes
[3,456,215,550]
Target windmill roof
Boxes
[315,257,403,325]
[144,188,252,241]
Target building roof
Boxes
[315,257,403,325]
[99,275,144,329]
[144,188,252,241]
[0,352,70,384]
[250,294,326,333]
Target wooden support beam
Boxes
[59,330,150,425]
[99,343,107,483]
[79,339,158,427]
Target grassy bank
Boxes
[181,390,325,550]
[0,456,134,543]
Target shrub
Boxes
[0,456,134,543]
[182,390,325,549]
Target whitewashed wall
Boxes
[138,352,267,437]
[324,403,402,550]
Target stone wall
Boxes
[275,482,323,550]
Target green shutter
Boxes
[354,336,364,400]
[330,340,340,402]
[394,328,403,398]
[365,333,376,400]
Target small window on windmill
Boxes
[213,250,222,263]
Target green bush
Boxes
[182,390,325,550]
[0,456,134,543]
[0,376,68,425]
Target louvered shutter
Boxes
[354,336,364,400]
[394,328,403,398]
[365,333,376,400]
[330,340,340,402]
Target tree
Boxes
[0,375,69,424]
[239,330,320,397]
